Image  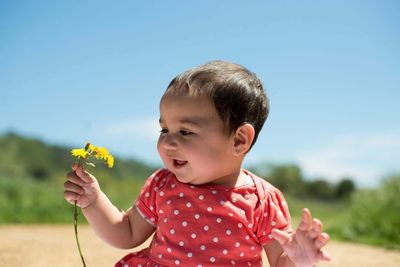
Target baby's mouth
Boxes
[173,159,188,168]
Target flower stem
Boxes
[74,200,87,267]
[73,159,87,267]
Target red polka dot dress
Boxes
[115,168,291,267]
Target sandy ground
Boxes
[1,225,399,267]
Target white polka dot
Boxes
[271,221,276,226]
[211,190,217,194]
[213,237,219,243]
[207,207,213,212]
[232,197,238,202]
[223,249,228,255]
[216,218,222,223]
[240,252,245,257]
[188,252,193,258]
[167,248,172,253]
[171,183,176,188]
[226,230,232,235]
[179,241,185,246]
[164,218,168,223]
[231,260,236,265]
[123,264,129,267]
[220,200,225,205]
[210,256,216,262]
[186,202,192,208]
[167,200,172,204]
[235,242,240,247]
[200,245,206,250]
[174,210,180,215]
[150,206,154,211]
[199,195,204,200]
[154,186,159,191]
[159,209,164,214]
[195,214,200,219]
[246,235,250,240]
[175,259,180,265]
[154,175,159,181]
[170,229,175,235]
[229,213,234,217]
[160,191,165,196]
[238,223,243,228]
[179,192,184,197]
[158,254,163,259]
[145,192,150,198]
[248,223,253,228]
[203,225,209,231]
[191,233,197,239]
[182,221,188,227]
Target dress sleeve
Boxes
[255,188,292,245]
[135,168,167,227]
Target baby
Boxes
[64,60,330,267]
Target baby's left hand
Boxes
[271,208,330,267]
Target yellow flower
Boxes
[71,143,114,169]
[105,155,114,168]
[94,147,110,160]
[71,148,88,159]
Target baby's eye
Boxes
[160,129,168,134]
[180,130,193,136]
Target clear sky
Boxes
[1,1,399,187]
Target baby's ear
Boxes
[232,123,255,156]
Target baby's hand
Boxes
[64,163,101,209]
[272,208,330,267]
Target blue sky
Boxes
[1,1,399,187]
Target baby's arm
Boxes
[264,209,330,267]
[64,164,155,249]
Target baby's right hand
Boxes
[64,163,101,209]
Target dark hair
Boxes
[165,60,269,150]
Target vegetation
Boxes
[0,133,398,249]
[0,132,157,223]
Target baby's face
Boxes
[158,93,239,186]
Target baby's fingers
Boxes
[73,164,95,184]
[308,218,323,239]
[297,208,312,232]
[314,232,330,250]
[64,181,83,204]
[66,171,84,186]
[318,250,331,262]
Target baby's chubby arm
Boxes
[64,164,155,249]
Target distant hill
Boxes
[0,132,159,223]
[0,132,158,182]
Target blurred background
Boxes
[1,0,399,250]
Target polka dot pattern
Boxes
[115,168,291,267]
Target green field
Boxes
[1,133,399,250]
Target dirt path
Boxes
[1,225,399,267]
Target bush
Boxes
[335,175,400,249]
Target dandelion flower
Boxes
[71,148,87,159]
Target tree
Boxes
[267,164,306,197]
[335,178,355,199]
[306,179,334,200]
